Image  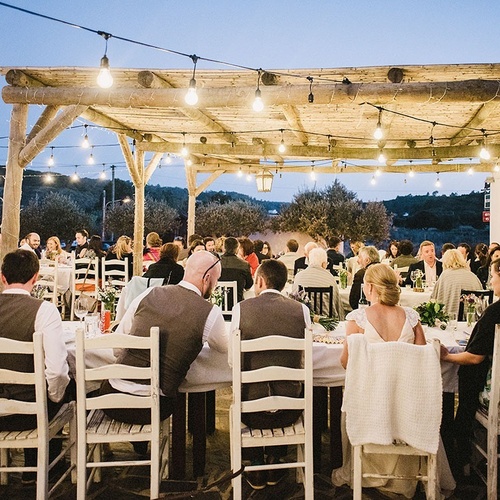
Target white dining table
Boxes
[339,285,433,313]
[40,264,73,293]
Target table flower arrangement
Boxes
[98,283,119,319]
[210,286,225,307]
[31,283,48,299]
[460,293,480,327]
[288,288,339,331]
[414,299,449,329]
[338,268,348,289]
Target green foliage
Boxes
[195,200,269,237]
[276,180,392,243]
[105,196,180,238]
[20,192,91,242]
[414,300,449,328]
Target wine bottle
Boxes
[358,287,369,308]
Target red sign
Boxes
[483,211,490,223]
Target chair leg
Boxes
[70,414,77,483]
[487,425,498,500]
[0,449,9,485]
[427,453,437,500]
[352,445,362,500]
[37,443,49,500]
[77,440,87,500]
[151,435,160,500]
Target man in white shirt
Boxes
[404,240,443,287]
[19,232,41,257]
[0,249,70,482]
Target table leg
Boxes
[313,386,327,472]
[206,390,216,435]
[189,392,207,477]
[441,392,455,461]
[329,386,343,469]
[171,393,187,480]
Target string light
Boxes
[237,167,243,177]
[99,167,106,180]
[370,175,376,185]
[435,173,441,188]
[252,70,264,112]
[44,168,53,183]
[47,147,55,166]
[468,166,475,175]
[246,172,252,182]
[494,163,500,172]
[185,55,199,105]
[165,153,172,164]
[81,124,90,148]
[409,168,415,178]
[278,129,286,153]
[96,32,113,89]
[307,76,314,103]
[186,158,193,166]
[429,121,436,145]
[180,133,188,157]
[377,149,386,164]
[310,161,316,180]
[479,129,491,160]
[87,146,95,164]
[375,167,382,177]
[373,108,383,140]
[71,166,79,182]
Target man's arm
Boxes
[35,301,70,402]
[204,305,228,353]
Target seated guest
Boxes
[345,240,364,277]
[253,240,270,263]
[230,259,311,490]
[293,241,318,275]
[102,251,226,431]
[220,237,253,303]
[431,249,483,318]
[349,246,380,310]
[334,263,455,498]
[19,232,41,258]
[172,236,187,261]
[203,236,217,255]
[390,239,418,270]
[293,247,344,319]
[85,234,107,260]
[457,242,472,269]
[261,241,273,259]
[43,235,71,264]
[326,236,345,275]
[181,239,205,267]
[106,235,134,278]
[74,229,89,258]
[143,243,185,285]
[441,242,456,259]
[238,237,259,277]
[142,232,163,269]
[476,245,500,288]
[440,257,500,481]
[404,240,443,287]
[277,239,299,280]
[0,250,70,483]
[384,240,399,263]
[470,242,488,275]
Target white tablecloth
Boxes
[339,285,433,313]
[40,264,72,293]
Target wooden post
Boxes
[490,171,500,245]
[186,162,197,238]
[1,104,28,262]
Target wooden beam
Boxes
[185,163,197,238]
[281,104,309,145]
[137,70,238,145]
[136,140,500,162]
[26,105,60,143]
[81,108,146,142]
[450,102,500,146]
[195,170,225,197]
[117,133,142,186]
[18,104,88,168]
[144,152,163,183]
[1,104,28,261]
[5,80,500,108]
[5,69,45,87]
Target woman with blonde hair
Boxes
[431,248,482,317]
[43,236,70,264]
[105,235,133,277]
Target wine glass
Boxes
[74,297,89,323]
[410,270,418,288]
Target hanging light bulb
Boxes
[48,147,55,166]
[71,167,79,182]
[186,158,193,166]
[99,169,107,180]
[278,129,286,153]
[81,125,90,148]
[373,108,383,140]
[310,161,316,180]
[375,167,382,177]
[307,76,314,103]
[88,147,95,164]
[479,130,491,160]
[378,149,386,164]
[44,169,53,183]
[494,163,500,172]
[97,32,113,88]
[468,166,475,175]
[165,153,172,164]
[180,133,188,157]
[246,173,252,182]
[237,167,243,177]
[370,175,376,185]
[435,173,441,188]
[252,70,264,112]
[185,55,199,105]
[409,168,415,178]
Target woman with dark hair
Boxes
[476,245,500,288]
[181,239,205,267]
[143,243,185,285]
[237,237,259,276]
[85,235,107,260]
[384,240,399,262]
[471,242,488,275]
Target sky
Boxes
[0,0,499,203]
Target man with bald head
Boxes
[19,232,41,258]
[100,251,227,426]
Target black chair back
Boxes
[303,286,334,317]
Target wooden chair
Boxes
[36,259,59,305]
[0,332,76,498]
[101,257,130,296]
[303,285,334,317]
[216,280,238,319]
[71,256,100,320]
[344,335,442,500]
[75,327,169,499]
[471,323,500,498]
[230,328,314,500]
[458,289,494,321]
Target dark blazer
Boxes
[404,260,443,287]
[143,259,185,285]
[294,256,307,275]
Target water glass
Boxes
[84,313,100,338]
[448,312,458,332]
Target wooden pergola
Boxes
[2,63,500,274]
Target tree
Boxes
[195,200,269,237]
[276,180,392,242]
[106,197,180,239]
[20,192,91,243]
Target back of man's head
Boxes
[253,239,264,252]
[223,237,238,255]
[398,240,413,256]
[304,241,318,256]
[327,236,341,249]
[184,250,221,297]
[286,239,299,253]
[256,259,287,291]
[1,249,39,285]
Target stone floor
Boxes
[0,387,488,499]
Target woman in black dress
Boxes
[143,243,185,285]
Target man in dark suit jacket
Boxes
[404,240,443,287]
[326,236,345,276]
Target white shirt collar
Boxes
[178,280,202,296]
[2,288,30,295]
